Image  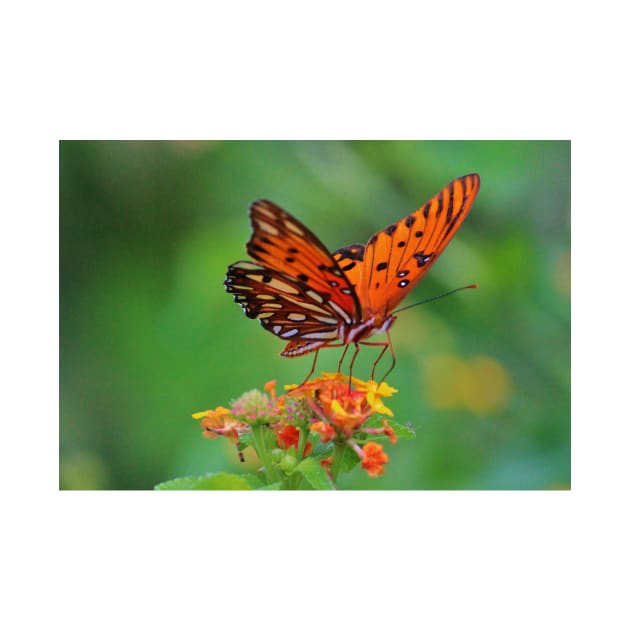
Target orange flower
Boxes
[192,406,232,426]
[289,372,398,443]
[264,380,279,401]
[192,406,248,443]
[320,457,333,474]
[276,424,313,456]
[328,398,371,436]
[360,442,389,477]
[311,421,336,443]
[382,420,398,445]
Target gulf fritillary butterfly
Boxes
[225,173,480,380]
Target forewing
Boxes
[332,243,365,289]
[246,200,361,321]
[225,261,349,356]
[359,174,480,314]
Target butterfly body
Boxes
[225,173,480,366]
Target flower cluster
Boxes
[287,373,398,477]
[192,373,400,484]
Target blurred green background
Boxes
[60,140,570,490]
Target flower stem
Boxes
[249,423,280,485]
[297,424,308,460]
[331,440,347,483]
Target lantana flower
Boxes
[193,373,400,482]
[287,372,399,477]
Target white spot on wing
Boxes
[283,295,330,315]
[267,278,300,294]
[313,316,338,325]
[255,205,276,220]
[287,313,307,322]
[235,262,265,271]
[281,328,299,338]
[305,289,324,303]
[256,220,279,236]
[284,220,304,236]
[302,331,338,340]
[328,300,353,324]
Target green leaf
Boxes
[294,457,335,490]
[238,433,253,450]
[310,441,333,459]
[388,420,416,440]
[362,417,416,441]
[339,445,361,473]
[154,472,256,490]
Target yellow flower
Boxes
[353,379,398,417]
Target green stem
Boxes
[331,440,347,484]
[297,424,308,461]
[249,423,280,485]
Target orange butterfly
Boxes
[225,173,480,380]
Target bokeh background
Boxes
[60,140,570,490]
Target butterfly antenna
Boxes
[392,284,478,315]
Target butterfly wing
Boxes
[245,200,362,321]
[225,261,352,356]
[358,173,480,316]
[332,243,365,289]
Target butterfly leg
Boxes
[347,343,361,391]
[358,341,389,381]
[379,329,397,384]
[337,344,350,373]
[299,349,321,386]
[360,330,396,383]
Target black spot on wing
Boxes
[333,243,365,261]
[413,252,432,267]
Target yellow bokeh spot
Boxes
[553,250,571,297]
[423,353,512,414]
[465,356,512,414]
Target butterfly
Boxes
[225,173,480,381]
